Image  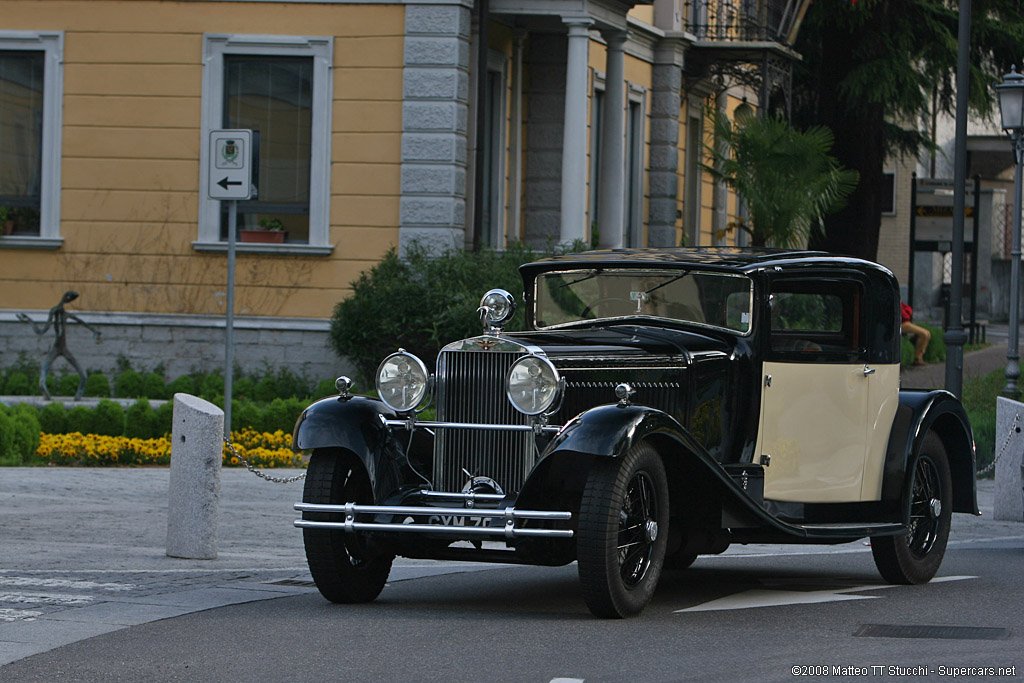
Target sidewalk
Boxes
[899,340,1010,390]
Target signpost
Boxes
[207,130,258,437]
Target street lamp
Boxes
[997,65,1024,396]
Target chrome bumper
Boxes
[294,501,574,540]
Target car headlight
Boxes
[376,350,429,413]
[506,355,561,415]
[479,289,517,328]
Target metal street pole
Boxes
[1005,133,1023,395]
[225,200,236,436]
[944,0,971,399]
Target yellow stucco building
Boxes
[0,0,808,379]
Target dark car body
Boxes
[293,248,977,617]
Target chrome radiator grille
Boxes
[433,349,532,493]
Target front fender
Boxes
[292,395,413,502]
[543,403,707,461]
[883,389,978,515]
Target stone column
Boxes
[597,30,627,249]
[647,39,685,247]
[399,3,472,255]
[166,394,224,560]
[559,18,594,246]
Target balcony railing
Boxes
[685,0,799,45]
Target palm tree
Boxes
[704,110,859,248]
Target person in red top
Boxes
[900,302,930,366]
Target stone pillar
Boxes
[399,3,472,255]
[166,393,224,560]
[994,396,1024,521]
[597,30,627,249]
[647,39,685,247]
[559,18,593,246]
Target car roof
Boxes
[520,247,891,277]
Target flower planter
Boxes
[239,229,286,243]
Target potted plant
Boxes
[240,216,286,243]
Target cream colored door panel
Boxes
[861,364,900,500]
[756,362,869,503]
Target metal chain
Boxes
[978,412,1021,476]
[223,435,306,484]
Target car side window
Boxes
[768,278,865,362]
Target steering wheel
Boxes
[581,297,633,318]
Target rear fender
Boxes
[883,390,978,516]
[292,395,414,501]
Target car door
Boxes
[753,275,885,503]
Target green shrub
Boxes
[231,400,262,432]
[259,397,305,434]
[253,376,277,402]
[142,372,167,400]
[274,367,310,400]
[84,372,111,398]
[0,407,17,465]
[115,370,145,398]
[167,375,195,397]
[5,372,31,396]
[38,402,68,434]
[329,243,542,383]
[58,374,81,396]
[125,398,155,439]
[233,376,255,400]
[199,372,223,401]
[314,378,338,398]
[10,404,41,463]
[154,401,174,437]
[921,323,945,363]
[93,400,125,436]
[66,406,95,435]
[46,373,61,395]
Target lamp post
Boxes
[997,65,1024,396]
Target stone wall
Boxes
[0,311,349,384]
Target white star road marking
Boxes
[0,577,137,591]
[676,575,976,612]
[0,591,96,606]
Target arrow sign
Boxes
[217,177,243,190]
[208,130,256,200]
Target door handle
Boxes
[863,365,876,376]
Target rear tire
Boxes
[577,442,669,618]
[302,450,394,603]
[871,432,952,585]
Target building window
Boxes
[881,170,896,215]
[624,87,646,247]
[0,31,63,248]
[479,53,507,248]
[589,73,605,236]
[198,35,333,254]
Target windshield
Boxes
[534,268,753,334]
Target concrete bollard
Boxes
[994,397,1024,522]
[166,393,224,559]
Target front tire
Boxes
[577,442,669,618]
[302,450,394,603]
[871,431,952,584]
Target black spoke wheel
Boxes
[871,431,952,585]
[577,442,669,618]
[302,450,394,603]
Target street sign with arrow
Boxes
[208,130,257,200]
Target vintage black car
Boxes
[292,248,977,618]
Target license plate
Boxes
[427,514,486,527]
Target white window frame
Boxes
[196,34,333,254]
[0,31,63,249]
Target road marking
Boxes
[0,608,44,622]
[549,679,585,683]
[0,577,137,591]
[0,592,95,606]
[676,575,976,613]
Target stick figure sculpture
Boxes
[16,291,102,400]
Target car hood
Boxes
[506,324,733,359]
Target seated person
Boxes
[900,302,930,366]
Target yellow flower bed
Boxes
[36,429,303,468]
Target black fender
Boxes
[883,389,978,517]
[521,404,780,532]
[292,395,416,502]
